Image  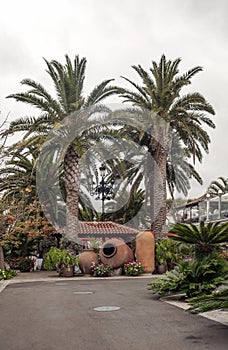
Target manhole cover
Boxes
[73,291,94,294]
[94,306,120,312]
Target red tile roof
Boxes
[76,221,139,236]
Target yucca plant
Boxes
[169,221,228,258]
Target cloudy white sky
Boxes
[0,0,227,199]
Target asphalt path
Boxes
[0,278,227,350]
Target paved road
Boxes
[0,278,227,350]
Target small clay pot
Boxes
[157,264,167,274]
[59,265,74,277]
[79,249,98,275]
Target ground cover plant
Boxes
[91,262,112,277]
[188,288,228,313]
[0,269,17,280]
[123,261,143,276]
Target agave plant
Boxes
[169,221,228,258]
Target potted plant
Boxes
[155,241,167,274]
[88,237,103,253]
[155,238,181,273]
[44,247,79,277]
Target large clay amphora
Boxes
[99,238,134,269]
[136,231,155,273]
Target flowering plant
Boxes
[123,261,144,276]
[0,269,17,280]
[91,262,112,277]
[9,257,21,270]
[18,257,35,272]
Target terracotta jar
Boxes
[59,265,74,277]
[136,230,155,273]
[79,249,98,275]
[99,238,134,269]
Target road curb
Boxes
[161,294,228,327]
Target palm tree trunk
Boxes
[0,245,4,269]
[149,143,168,239]
[64,145,81,241]
[152,154,167,238]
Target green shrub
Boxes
[148,256,228,298]
[0,269,17,280]
[43,247,79,270]
[188,288,228,313]
[179,257,227,297]
[148,266,185,296]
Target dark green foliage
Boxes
[18,257,35,272]
[148,256,228,297]
[179,258,227,297]
[169,221,228,258]
[43,247,79,270]
[148,266,185,295]
[0,269,17,280]
[188,288,228,313]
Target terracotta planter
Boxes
[60,265,74,277]
[99,238,134,269]
[167,262,175,271]
[136,230,155,273]
[79,249,98,275]
[157,264,167,274]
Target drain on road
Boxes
[73,291,94,294]
[94,306,120,312]
[55,283,69,286]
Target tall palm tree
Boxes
[120,55,215,237]
[5,54,120,239]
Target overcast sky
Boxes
[0,0,227,200]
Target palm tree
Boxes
[208,176,228,195]
[166,133,203,199]
[5,54,120,240]
[169,221,228,258]
[121,124,203,199]
[120,55,215,237]
[0,219,5,269]
[0,146,38,204]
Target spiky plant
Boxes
[169,221,228,258]
[188,288,228,313]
